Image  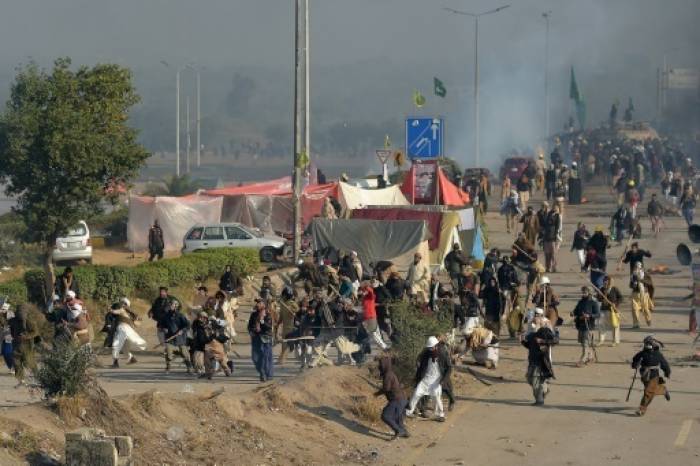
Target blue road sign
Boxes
[406,117,443,158]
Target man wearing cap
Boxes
[67,303,91,346]
[105,301,145,368]
[405,336,449,422]
[406,253,430,304]
[524,308,552,336]
[572,287,600,367]
[532,277,560,329]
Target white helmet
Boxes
[534,307,545,315]
[540,276,550,285]
[425,336,439,348]
[66,290,76,299]
[0,302,10,312]
[120,297,131,308]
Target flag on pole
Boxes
[569,67,581,103]
[413,89,426,108]
[434,77,446,98]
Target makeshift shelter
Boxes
[400,161,470,206]
[308,218,431,273]
[351,206,483,267]
[127,195,223,252]
[337,182,409,211]
[203,178,338,234]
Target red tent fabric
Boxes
[400,164,470,206]
[202,179,338,233]
[351,208,443,249]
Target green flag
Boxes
[569,66,581,103]
[434,77,446,98]
[413,89,426,108]
[296,147,309,169]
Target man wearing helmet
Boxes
[631,336,671,416]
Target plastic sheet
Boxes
[127,195,223,252]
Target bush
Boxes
[390,301,452,384]
[22,248,261,305]
[35,340,95,398]
[0,279,28,304]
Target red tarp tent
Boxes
[400,163,470,206]
[202,179,338,234]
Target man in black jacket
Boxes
[405,336,450,422]
[149,287,180,346]
[572,287,600,367]
[374,356,410,440]
[158,300,192,373]
[248,299,274,381]
[588,225,609,259]
[622,242,652,276]
[498,256,520,337]
[444,244,469,290]
[148,220,165,262]
[522,327,558,405]
[632,335,671,416]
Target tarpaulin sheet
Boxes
[401,163,470,206]
[457,208,475,230]
[351,208,442,250]
[127,195,223,252]
[213,183,338,235]
[309,218,431,273]
[338,182,409,211]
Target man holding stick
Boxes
[631,335,671,416]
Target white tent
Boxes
[127,195,223,252]
[338,182,409,211]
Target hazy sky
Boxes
[0,0,698,168]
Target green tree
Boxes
[142,174,202,197]
[0,58,149,300]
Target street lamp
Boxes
[543,10,552,149]
[185,64,203,169]
[444,4,510,167]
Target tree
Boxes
[142,174,202,197]
[225,73,256,117]
[0,58,149,300]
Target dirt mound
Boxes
[0,365,396,465]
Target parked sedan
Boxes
[53,221,93,263]
[182,223,288,262]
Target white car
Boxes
[182,223,288,262]
[53,221,93,263]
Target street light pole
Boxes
[186,96,191,173]
[444,5,510,167]
[175,69,181,177]
[304,0,311,166]
[543,11,552,149]
[293,0,303,261]
[196,71,201,168]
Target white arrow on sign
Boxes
[416,137,429,151]
[431,120,439,140]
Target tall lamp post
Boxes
[161,61,195,176]
[185,65,203,168]
[543,11,552,149]
[444,5,510,166]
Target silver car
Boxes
[182,223,288,262]
[53,221,93,263]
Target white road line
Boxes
[674,419,693,447]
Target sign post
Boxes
[375,149,392,184]
[406,117,444,159]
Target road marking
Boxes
[401,384,491,466]
[674,419,693,447]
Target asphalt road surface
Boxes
[397,185,700,466]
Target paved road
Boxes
[399,186,700,466]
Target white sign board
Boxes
[667,68,700,90]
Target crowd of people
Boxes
[2,125,696,440]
